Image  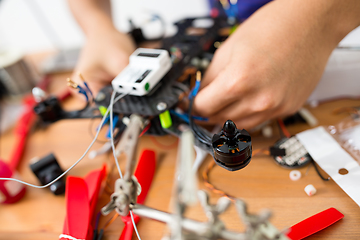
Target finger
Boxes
[74,67,113,96]
[193,67,242,117]
[231,111,277,130]
[201,42,233,89]
[206,89,280,124]
[202,110,273,130]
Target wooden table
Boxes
[0,73,359,240]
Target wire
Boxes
[170,109,208,124]
[109,90,142,240]
[252,148,270,156]
[188,72,212,147]
[88,115,124,144]
[103,212,119,230]
[312,160,330,181]
[110,91,126,179]
[202,161,236,202]
[88,117,110,144]
[130,211,142,240]
[277,118,291,138]
[203,147,270,201]
[139,122,151,137]
[190,106,212,144]
[78,73,94,100]
[95,211,101,230]
[67,78,90,102]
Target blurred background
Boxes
[0,0,209,53]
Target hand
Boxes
[193,0,357,129]
[72,27,136,95]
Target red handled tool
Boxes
[287,207,344,240]
[119,149,156,240]
[60,165,106,240]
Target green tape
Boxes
[98,106,108,116]
[159,110,172,129]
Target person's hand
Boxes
[194,0,360,129]
[72,27,136,95]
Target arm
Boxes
[68,0,135,94]
[194,0,360,129]
[68,0,112,38]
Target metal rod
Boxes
[132,204,245,240]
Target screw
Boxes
[157,102,167,111]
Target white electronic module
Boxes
[111,48,172,96]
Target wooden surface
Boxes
[0,73,360,240]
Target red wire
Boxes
[139,122,151,137]
[277,118,291,138]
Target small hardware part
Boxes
[289,170,301,181]
[212,120,252,171]
[33,95,100,124]
[112,48,172,96]
[304,184,317,196]
[30,153,66,195]
[270,136,312,168]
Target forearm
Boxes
[251,0,360,48]
[229,0,360,72]
[68,0,115,37]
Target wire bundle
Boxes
[188,72,212,148]
[66,73,94,102]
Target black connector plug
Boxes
[212,120,252,171]
[30,153,66,195]
[33,96,64,124]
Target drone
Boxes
[33,17,252,172]
[1,16,343,240]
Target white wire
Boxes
[109,91,142,240]
[109,91,123,178]
[130,210,142,240]
[0,104,111,188]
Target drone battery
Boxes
[112,48,172,96]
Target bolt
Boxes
[157,102,167,111]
